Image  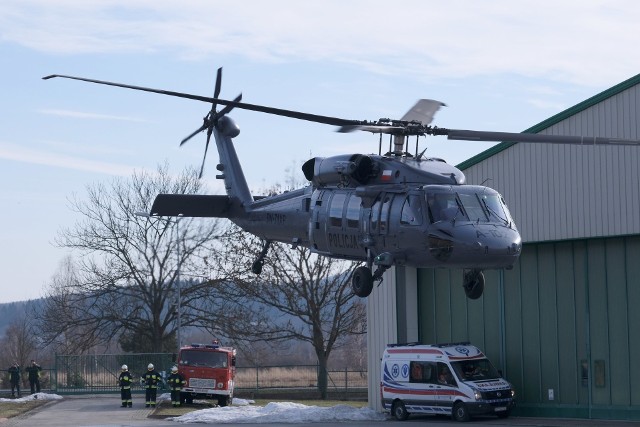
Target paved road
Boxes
[1,395,639,426]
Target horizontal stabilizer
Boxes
[151,194,232,218]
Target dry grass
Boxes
[235,366,367,389]
[0,400,50,419]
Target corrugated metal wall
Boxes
[366,269,398,411]
[463,84,640,243]
[417,236,640,420]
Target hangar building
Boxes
[367,73,640,421]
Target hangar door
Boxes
[415,235,640,421]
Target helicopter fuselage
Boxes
[235,179,522,272]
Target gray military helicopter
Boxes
[44,69,640,300]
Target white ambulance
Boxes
[381,342,515,422]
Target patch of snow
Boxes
[0,392,63,403]
[171,401,385,424]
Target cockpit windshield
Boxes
[478,193,512,225]
[426,189,513,226]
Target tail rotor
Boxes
[180,67,242,178]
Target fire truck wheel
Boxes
[218,396,231,407]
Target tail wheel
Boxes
[392,400,409,421]
[352,266,373,297]
[452,402,470,422]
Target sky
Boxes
[1,0,640,303]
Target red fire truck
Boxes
[177,342,236,406]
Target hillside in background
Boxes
[0,299,43,335]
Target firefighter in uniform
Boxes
[166,366,186,407]
[8,362,21,398]
[118,364,133,407]
[25,360,42,394]
[141,363,161,408]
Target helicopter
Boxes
[44,69,640,300]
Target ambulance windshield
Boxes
[451,358,501,381]
[179,350,228,368]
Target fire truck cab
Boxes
[177,342,236,406]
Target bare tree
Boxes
[0,315,38,369]
[35,164,227,353]
[214,226,366,399]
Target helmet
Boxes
[147,363,154,370]
[121,365,128,371]
[171,366,178,373]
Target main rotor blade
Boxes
[44,74,359,127]
[214,68,222,99]
[401,99,446,125]
[210,93,243,123]
[447,129,640,146]
[337,125,406,134]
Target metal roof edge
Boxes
[456,73,640,171]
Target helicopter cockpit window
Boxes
[401,195,423,226]
[458,193,488,222]
[330,193,347,228]
[346,194,361,228]
[427,193,462,223]
[479,193,512,225]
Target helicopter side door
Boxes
[397,193,426,261]
[309,190,364,259]
[325,191,363,258]
[369,193,395,252]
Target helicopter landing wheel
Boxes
[352,266,373,297]
[251,260,264,275]
[463,269,484,300]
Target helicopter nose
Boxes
[469,227,521,267]
[428,225,521,268]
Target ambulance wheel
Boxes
[452,402,470,422]
[392,400,409,421]
[352,266,373,297]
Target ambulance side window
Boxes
[409,361,436,383]
[437,362,456,386]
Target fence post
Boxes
[344,367,348,400]
[255,365,259,391]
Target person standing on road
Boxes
[166,366,186,407]
[8,362,21,398]
[141,363,161,408]
[118,364,133,408]
[25,360,42,394]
